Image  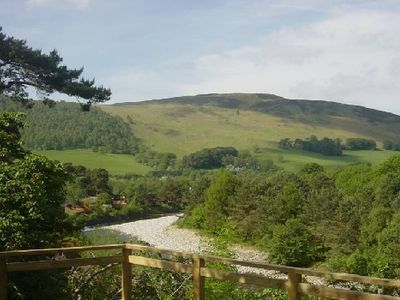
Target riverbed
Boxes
[84,215,329,284]
[97,214,212,254]
[86,214,279,277]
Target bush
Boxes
[268,219,326,267]
[345,138,376,150]
[183,147,239,169]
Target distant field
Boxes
[35,149,152,175]
[255,148,399,171]
[35,146,399,175]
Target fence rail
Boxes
[0,243,399,300]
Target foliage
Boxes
[0,27,110,107]
[135,146,176,170]
[0,112,74,298]
[279,135,343,156]
[183,147,239,169]
[203,170,239,233]
[345,138,377,150]
[0,113,72,250]
[65,164,112,197]
[182,154,400,276]
[221,150,266,171]
[67,172,191,226]
[383,139,400,151]
[268,219,326,267]
[0,111,25,162]
[0,98,139,153]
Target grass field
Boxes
[36,148,399,174]
[35,149,152,175]
[255,148,399,171]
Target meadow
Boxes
[35,149,151,175]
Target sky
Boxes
[1,0,400,114]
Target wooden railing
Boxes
[1,243,399,299]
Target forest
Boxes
[0,97,138,153]
[182,159,400,279]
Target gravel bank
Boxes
[98,214,276,276]
[96,215,326,284]
[99,214,212,254]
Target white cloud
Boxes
[26,0,90,10]
[179,9,400,114]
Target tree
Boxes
[0,112,25,162]
[383,140,393,150]
[268,219,326,267]
[0,27,110,108]
[0,113,73,298]
[183,147,239,169]
[345,138,376,151]
[204,170,239,233]
[0,29,110,298]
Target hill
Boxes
[100,93,400,156]
[0,97,139,154]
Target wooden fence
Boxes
[0,243,399,300]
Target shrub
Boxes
[268,219,326,267]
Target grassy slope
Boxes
[101,103,376,156]
[100,97,400,170]
[35,149,151,175]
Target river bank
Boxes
[87,214,328,284]
[95,214,212,254]
[90,214,276,276]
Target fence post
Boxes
[287,271,301,300]
[122,247,132,300]
[192,255,205,300]
[0,256,6,300]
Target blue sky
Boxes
[1,0,400,114]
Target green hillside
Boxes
[3,93,400,173]
[0,97,138,153]
[100,94,400,167]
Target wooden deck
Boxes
[1,243,399,299]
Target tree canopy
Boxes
[182,147,239,169]
[0,27,110,108]
[182,156,400,276]
[279,135,343,156]
[0,113,74,298]
[0,98,139,153]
